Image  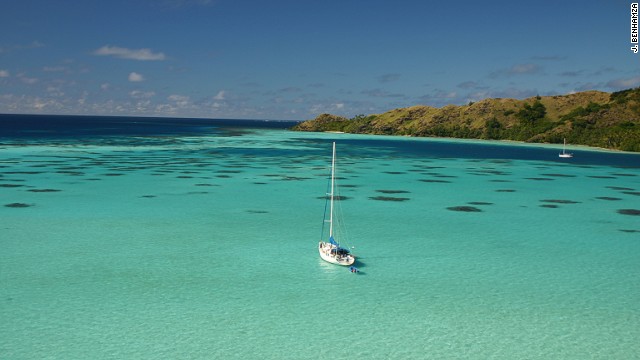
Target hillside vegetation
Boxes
[292,88,640,152]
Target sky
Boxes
[1,0,639,120]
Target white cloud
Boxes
[43,66,66,72]
[212,102,225,109]
[130,90,155,99]
[0,70,9,77]
[606,76,640,90]
[20,76,38,84]
[93,45,166,61]
[46,85,64,97]
[168,94,189,101]
[168,94,190,107]
[508,63,540,75]
[128,72,144,82]
[213,90,226,100]
[101,83,110,90]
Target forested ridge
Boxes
[292,88,640,152]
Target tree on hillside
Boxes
[484,117,502,139]
[516,100,546,123]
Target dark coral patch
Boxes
[318,195,349,201]
[5,203,32,208]
[619,229,640,233]
[383,171,406,175]
[595,197,622,201]
[540,204,559,209]
[141,195,156,198]
[247,210,268,214]
[281,176,312,181]
[447,206,482,212]
[218,170,243,174]
[28,189,62,192]
[540,199,581,204]
[540,173,577,178]
[588,175,617,179]
[103,173,124,176]
[607,186,634,191]
[433,174,457,178]
[468,202,493,205]
[0,184,24,188]
[622,191,640,196]
[369,196,410,202]
[525,177,554,181]
[617,209,640,216]
[496,189,516,192]
[419,179,451,183]
[376,190,410,194]
[4,171,43,175]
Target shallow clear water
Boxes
[1,120,639,359]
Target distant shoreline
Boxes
[292,88,640,152]
[314,129,638,154]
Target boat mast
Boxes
[329,142,336,239]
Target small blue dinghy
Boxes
[349,266,359,273]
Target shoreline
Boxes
[314,130,640,155]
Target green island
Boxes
[292,87,640,152]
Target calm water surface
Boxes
[1,115,639,359]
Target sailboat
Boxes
[559,138,573,158]
[318,142,355,266]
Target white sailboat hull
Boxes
[559,138,573,158]
[318,242,355,266]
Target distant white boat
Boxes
[559,138,573,158]
[318,142,355,266]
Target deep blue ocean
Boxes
[1,113,639,359]
[1,114,638,167]
[0,113,299,138]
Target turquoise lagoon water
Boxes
[1,118,639,359]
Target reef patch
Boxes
[447,206,482,212]
[540,199,581,204]
[318,195,349,201]
[617,209,640,216]
[419,179,451,183]
[5,203,32,208]
[369,196,410,202]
